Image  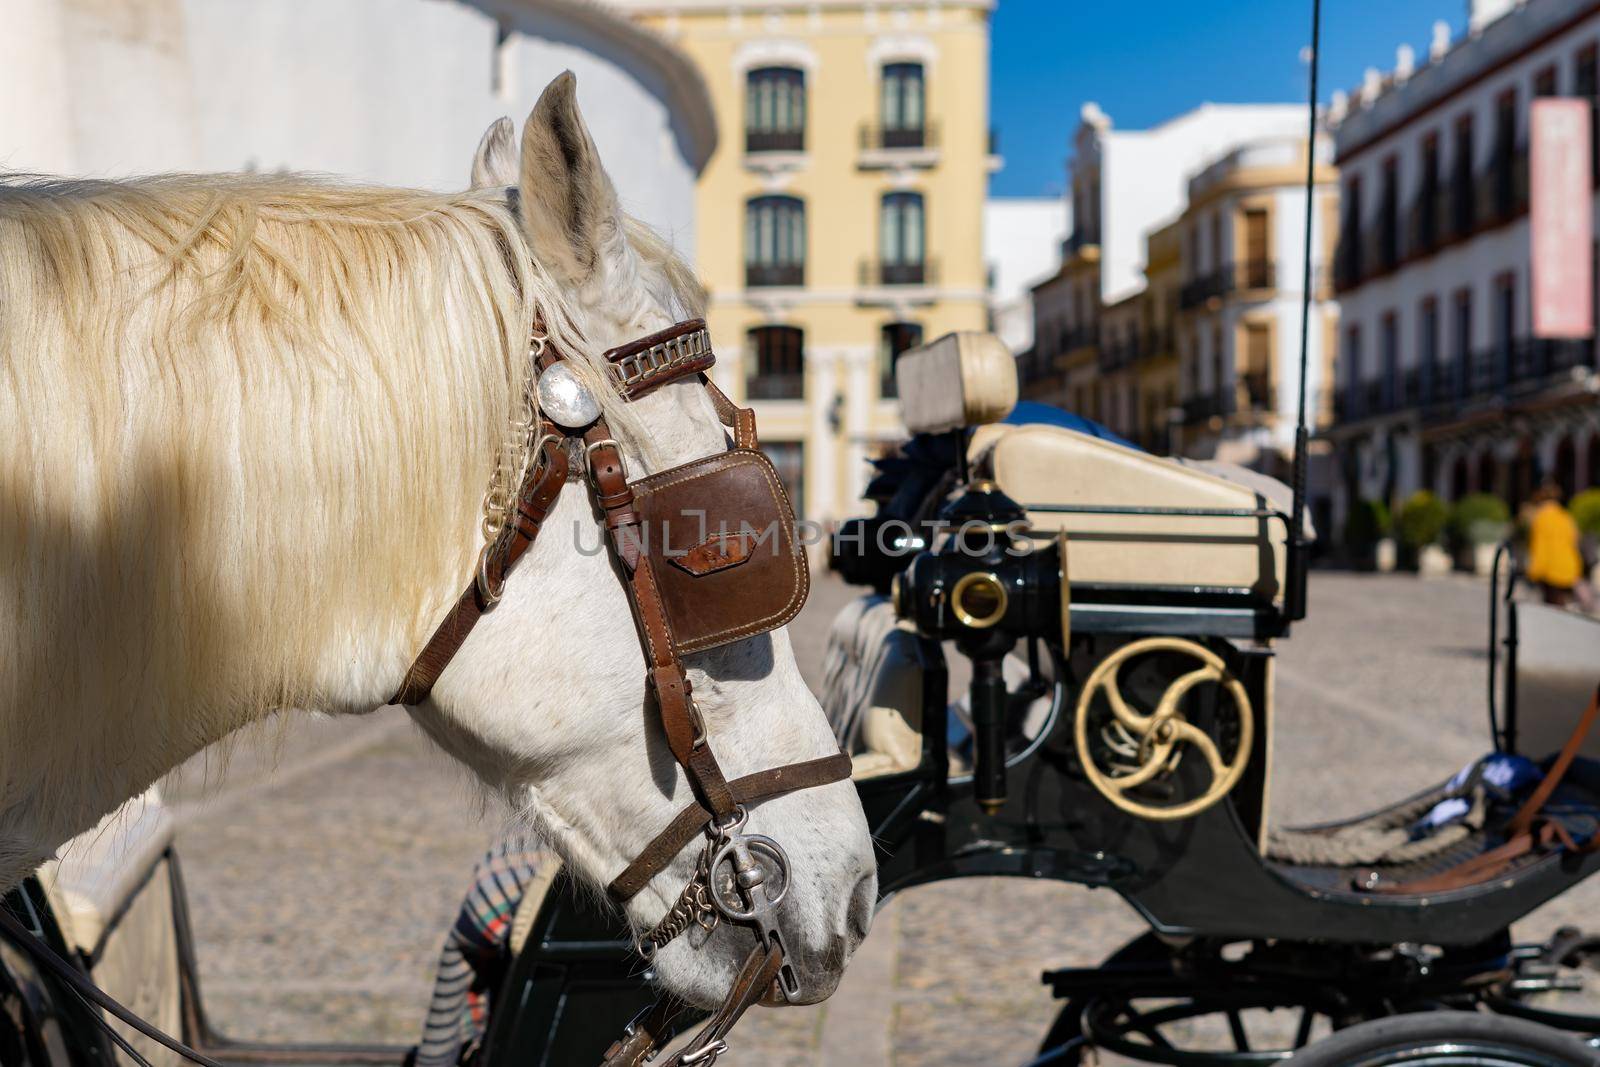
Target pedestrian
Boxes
[1525,482,1593,611]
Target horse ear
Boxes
[519,71,622,288]
[470,117,518,189]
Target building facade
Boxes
[0,0,715,247]
[612,0,998,521]
[1328,0,1600,532]
[1173,135,1340,474]
[1022,102,1336,485]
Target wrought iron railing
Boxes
[746,129,805,154]
[746,263,804,288]
[858,258,938,287]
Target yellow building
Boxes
[613,0,997,521]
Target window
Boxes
[1241,207,1271,287]
[880,62,926,147]
[1419,297,1439,402]
[1418,134,1440,252]
[1453,288,1473,397]
[876,192,926,285]
[1380,312,1399,410]
[1344,325,1363,418]
[746,67,805,153]
[1534,65,1558,97]
[1241,322,1272,411]
[1339,175,1363,285]
[745,196,805,287]
[746,325,804,399]
[1492,90,1518,220]
[1453,114,1476,235]
[1379,157,1400,271]
[1494,272,1515,388]
[880,322,923,397]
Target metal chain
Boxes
[635,838,720,958]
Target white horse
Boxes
[0,72,875,1009]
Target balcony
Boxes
[858,258,937,288]
[745,263,804,289]
[1333,338,1595,425]
[745,129,804,154]
[746,374,804,401]
[1178,260,1276,310]
[857,122,941,168]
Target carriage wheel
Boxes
[1281,1011,1597,1065]
[1485,928,1600,1039]
[1032,936,1338,1066]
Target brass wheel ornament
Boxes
[1073,637,1253,822]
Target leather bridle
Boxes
[0,318,850,1067]
[393,316,853,1066]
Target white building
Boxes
[1329,0,1600,529]
[0,0,716,253]
[985,197,1070,354]
[1175,134,1340,473]
[1022,101,1329,472]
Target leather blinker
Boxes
[630,448,808,657]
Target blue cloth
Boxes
[1003,401,1142,451]
[1410,753,1541,838]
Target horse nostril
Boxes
[847,872,876,944]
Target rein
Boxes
[1,318,849,1067]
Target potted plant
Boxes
[1572,487,1600,586]
[1448,492,1511,576]
[1343,498,1392,571]
[1396,490,1450,576]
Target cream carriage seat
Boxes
[821,596,927,778]
[971,424,1305,598]
[38,788,183,1067]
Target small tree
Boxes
[1396,490,1448,552]
[1572,488,1600,538]
[1343,498,1391,558]
[1449,493,1511,547]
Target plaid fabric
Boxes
[414,838,544,1067]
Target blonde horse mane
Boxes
[0,172,696,836]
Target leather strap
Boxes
[608,752,853,903]
[1363,684,1600,895]
[1506,685,1600,839]
[702,377,758,449]
[390,431,569,706]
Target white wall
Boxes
[985,196,1069,353]
[1095,104,1307,303]
[1332,6,1600,510]
[0,0,711,256]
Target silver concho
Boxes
[535,362,601,430]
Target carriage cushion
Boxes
[974,424,1295,598]
[820,596,926,779]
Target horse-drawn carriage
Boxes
[11,328,1597,1066]
[3,61,1599,1064]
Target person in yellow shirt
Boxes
[1526,482,1590,609]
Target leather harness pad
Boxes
[629,449,809,657]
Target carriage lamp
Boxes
[892,480,1065,815]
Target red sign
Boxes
[1530,98,1593,340]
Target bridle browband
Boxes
[393,316,852,1066]
[0,318,850,1067]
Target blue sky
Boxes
[990,0,1469,197]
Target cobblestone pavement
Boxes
[164,571,1600,1063]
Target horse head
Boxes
[410,73,876,1009]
